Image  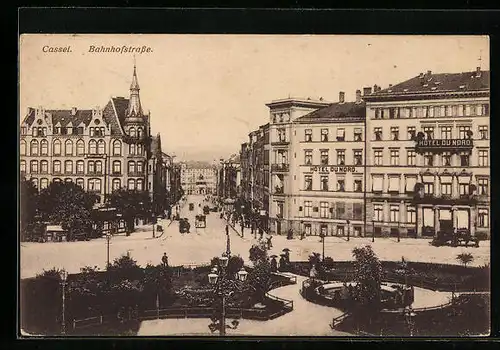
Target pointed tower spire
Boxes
[126,61,143,118]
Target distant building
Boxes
[180,161,217,195]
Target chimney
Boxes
[339,91,345,103]
[419,72,424,79]
[363,87,372,96]
[476,66,481,77]
[388,84,393,88]
[426,70,432,78]
[355,89,362,103]
[71,107,77,115]
[373,84,378,92]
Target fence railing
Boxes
[330,312,351,329]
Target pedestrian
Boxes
[240,221,244,237]
[162,252,169,267]
[300,230,305,240]
[259,227,263,240]
[267,235,273,249]
[225,224,229,236]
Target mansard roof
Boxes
[295,101,366,124]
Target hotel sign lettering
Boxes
[416,139,473,148]
[310,166,357,173]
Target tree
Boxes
[108,188,151,234]
[37,182,98,240]
[456,252,474,268]
[143,263,173,308]
[351,245,382,311]
[20,178,40,240]
[247,243,271,302]
[249,242,267,265]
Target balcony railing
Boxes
[128,172,145,177]
[271,163,289,172]
[271,139,289,146]
[413,193,478,205]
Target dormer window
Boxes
[129,127,136,137]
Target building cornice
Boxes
[363,90,489,103]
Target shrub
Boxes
[456,252,474,268]
[323,256,335,269]
[475,231,488,241]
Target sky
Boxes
[19,35,489,162]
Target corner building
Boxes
[364,68,490,238]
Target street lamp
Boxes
[403,306,417,336]
[59,269,68,335]
[346,220,350,241]
[105,232,111,269]
[319,231,325,261]
[208,257,248,336]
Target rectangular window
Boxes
[374,150,383,165]
[53,161,61,174]
[304,150,312,165]
[336,202,345,219]
[424,182,434,195]
[459,183,470,196]
[388,176,400,193]
[423,126,434,139]
[304,201,312,217]
[321,129,329,142]
[40,161,48,173]
[407,126,416,140]
[304,175,312,191]
[354,128,363,141]
[390,149,400,166]
[77,162,84,174]
[320,202,329,218]
[478,178,489,196]
[320,150,329,165]
[320,175,329,191]
[442,152,452,166]
[407,149,416,166]
[458,126,472,139]
[407,206,416,223]
[452,105,459,116]
[405,176,417,193]
[353,203,363,220]
[372,175,383,192]
[390,127,399,141]
[375,109,381,119]
[337,226,345,236]
[354,179,363,192]
[353,150,363,165]
[424,152,434,166]
[336,150,345,165]
[441,183,452,196]
[336,128,345,141]
[478,150,488,166]
[389,108,396,119]
[373,204,383,222]
[305,129,312,142]
[30,161,38,173]
[460,152,470,167]
[478,125,488,140]
[440,126,452,139]
[470,105,477,116]
[390,206,399,222]
[478,208,489,228]
[337,179,345,192]
[374,127,382,141]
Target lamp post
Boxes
[226,227,231,256]
[208,258,248,336]
[105,232,111,270]
[346,220,350,241]
[59,269,68,335]
[319,231,325,261]
[403,306,416,336]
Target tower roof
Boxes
[126,64,143,119]
[130,64,140,90]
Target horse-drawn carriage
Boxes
[431,222,479,247]
[195,215,206,228]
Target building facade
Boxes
[364,68,490,238]
[181,162,217,195]
[20,65,152,203]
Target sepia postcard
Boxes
[19,34,490,337]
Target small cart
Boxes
[195,215,206,228]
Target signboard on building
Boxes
[416,139,473,149]
[309,166,358,173]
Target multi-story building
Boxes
[180,162,217,195]
[20,65,152,203]
[364,68,490,238]
[267,94,366,237]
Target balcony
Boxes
[271,163,289,172]
[412,193,478,205]
[271,139,289,146]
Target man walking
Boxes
[225,224,229,236]
[240,220,244,237]
[162,253,169,267]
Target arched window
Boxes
[128,161,136,174]
[53,139,61,156]
[65,140,73,156]
[113,160,121,174]
[76,139,85,156]
[30,160,38,173]
[137,144,143,155]
[89,140,97,154]
[76,160,84,174]
[88,178,102,192]
[30,140,39,156]
[40,160,48,173]
[88,161,95,174]
[31,178,39,190]
[40,178,49,190]
[40,139,48,156]
[53,178,62,183]
[136,179,143,191]
[20,140,27,156]
[112,178,121,191]
[97,140,105,154]
[64,160,73,174]
[20,160,26,173]
[127,179,135,190]
[137,161,143,174]
[113,140,122,156]
[129,127,136,137]
[137,127,143,138]
[65,178,73,183]
[53,160,61,174]
[95,160,102,174]
[129,143,136,155]
[76,178,84,189]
